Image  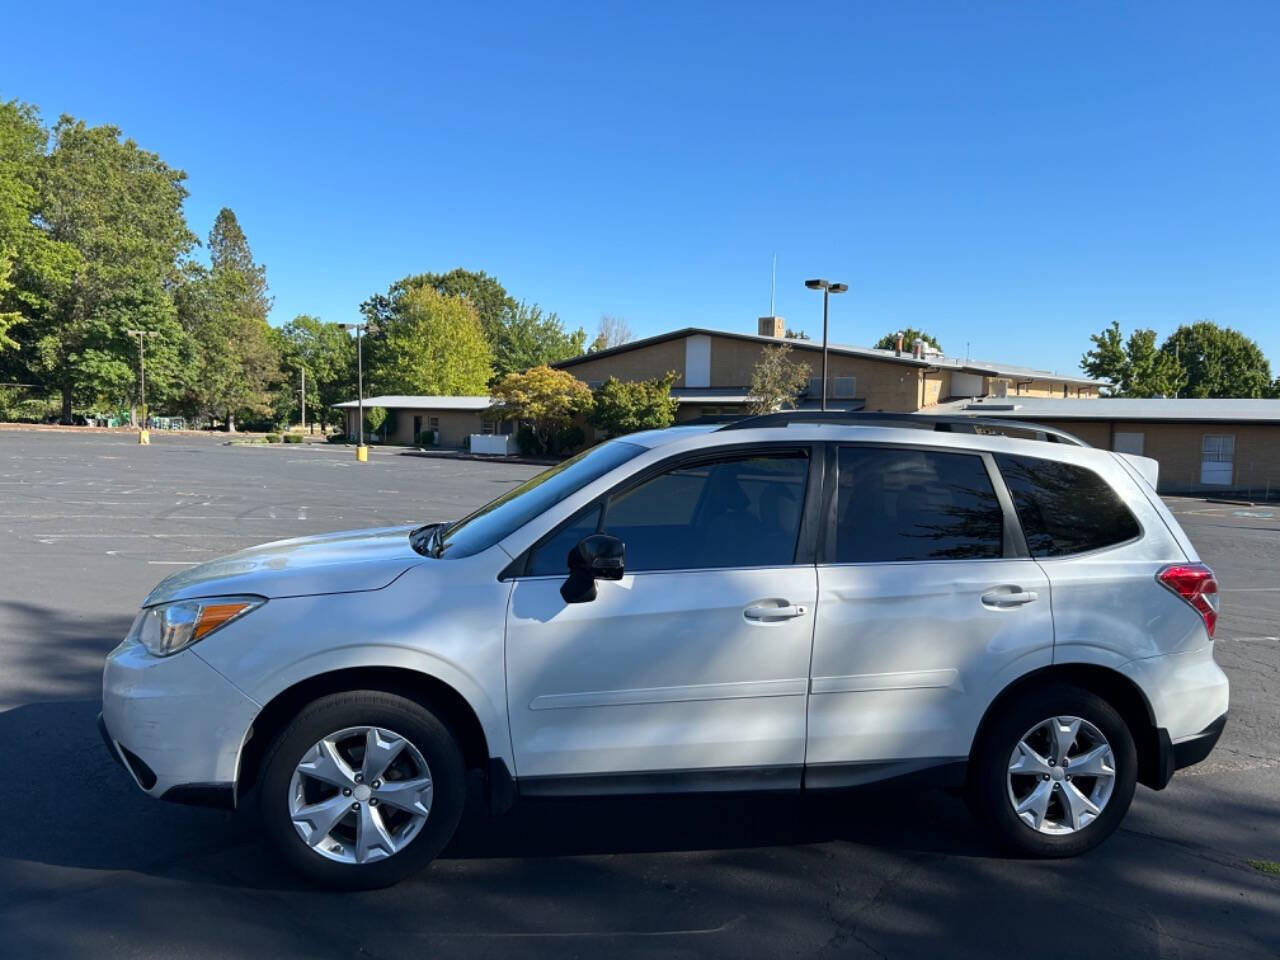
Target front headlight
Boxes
[128,596,264,657]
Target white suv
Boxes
[100,414,1228,888]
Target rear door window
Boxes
[834,447,1004,562]
[995,454,1140,557]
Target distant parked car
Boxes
[100,413,1228,888]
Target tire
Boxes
[258,690,466,889]
[967,683,1137,858]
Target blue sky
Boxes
[4,1,1278,374]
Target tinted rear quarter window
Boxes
[835,447,1004,562]
[995,454,1140,557]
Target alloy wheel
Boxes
[1006,715,1116,835]
[288,725,434,864]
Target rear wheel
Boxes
[258,690,465,889]
[968,684,1137,857]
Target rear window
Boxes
[995,454,1140,557]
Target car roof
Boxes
[618,419,1114,469]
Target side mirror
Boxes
[560,534,625,604]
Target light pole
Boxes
[803,279,848,411]
[124,328,159,439]
[339,322,369,460]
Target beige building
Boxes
[554,319,1106,419]
[935,396,1280,498]
[333,396,508,447]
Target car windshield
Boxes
[437,440,646,558]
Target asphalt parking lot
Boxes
[0,429,1276,959]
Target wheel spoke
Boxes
[1015,780,1054,830]
[297,738,358,789]
[1009,740,1054,778]
[1051,717,1081,763]
[362,728,408,784]
[373,775,433,817]
[355,803,397,862]
[1067,744,1115,779]
[292,794,351,847]
[1060,781,1101,830]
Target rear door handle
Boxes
[744,600,808,622]
[981,588,1040,608]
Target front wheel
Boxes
[258,690,466,889]
[967,684,1137,858]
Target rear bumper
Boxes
[1151,713,1227,789]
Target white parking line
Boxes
[1220,636,1278,643]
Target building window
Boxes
[832,376,856,400]
[1113,432,1144,456]
[429,417,440,429]
[1201,435,1234,486]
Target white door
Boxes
[808,445,1054,785]
[505,449,817,789]
[1200,434,1234,486]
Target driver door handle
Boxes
[744,601,808,622]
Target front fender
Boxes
[195,564,515,769]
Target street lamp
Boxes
[124,328,159,438]
[339,322,370,461]
[803,279,848,411]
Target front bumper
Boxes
[100,639,260,806]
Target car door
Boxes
[505,446,821,791]
[807,443,1055,786]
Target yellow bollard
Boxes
[138,429,150,445]
[356,445,368,462]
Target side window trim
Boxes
[819,441,1013,565]
[506,442,822,579]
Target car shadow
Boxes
[0,694,997,894]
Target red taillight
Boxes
[1158,563,1219,638]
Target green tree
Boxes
[363,269,575,379]
[365,405,387,440]
[363,268,513,343]
[1160,321,1273,398]
[0,101,78,357]
[1080,321,1184,397]
[495,300,587,375]
[178,209,279,429]
[273,314,356,429]
[873,328,942,352]
[588,373,678,437]
[488,365,593,454]
[20,116,194,420]
[748,343,810,414]
[785,328,810,340]
[367,286,492,396]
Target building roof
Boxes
[554,326,1107,388]
[332,395,492,411]
[930,396,1280,424]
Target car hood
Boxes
[142,525,426,605]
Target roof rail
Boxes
[716,410,1088,446]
